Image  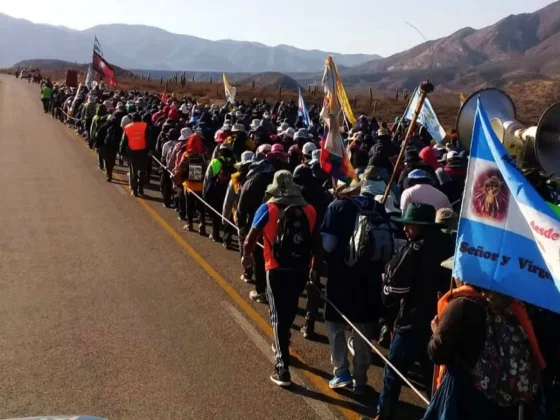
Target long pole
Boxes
[381,81,434,205]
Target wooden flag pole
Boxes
[381,81,434,205]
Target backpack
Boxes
[186,153,206,182]
[471,302,539,407]
[104,125,122,150]
[345,201,396,268]
[271,205,313,270]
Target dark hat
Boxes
[404,149,420,163]
[445,157,468,168]
[168,128,180,141]
[392,203,441,226]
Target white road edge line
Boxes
[222,300,339,420]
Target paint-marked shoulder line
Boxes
[61,123,360,420]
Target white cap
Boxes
[283,127,296,139]
[302,142,317,156]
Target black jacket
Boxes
[382,228,454,332]
[236,160,275,233]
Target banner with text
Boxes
[453,98,560,313]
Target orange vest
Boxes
[262,202,316,271]
[124,122,147,151]
[432,285,546,393]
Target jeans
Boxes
[104,149,118,180]
[160,171,174,206]
[129,155,147,193]
[326,321,373,386]
[267,269,308,374]
[175,188,186,219]
[186,191,206,227]
[377,329,432,420]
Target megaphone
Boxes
[456,88,560,176]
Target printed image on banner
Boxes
[453,98,560,313]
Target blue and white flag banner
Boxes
[405,87,447,143]
[84,65,93,89]
[453,98,560,313]
[298,87,311,127]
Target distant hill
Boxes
[0,13,380,72]
[238,72,300,89]
[344,1,560,90]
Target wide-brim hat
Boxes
[265,170,305,202]
[392,203,443,226]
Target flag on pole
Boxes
[161,82,168,104]
[94,36,104,57]
[84,65,93,89]
[297,87,311,127]
[92,52,117,86]
[91,37,116,86]
[319,56,356,184]
[460,92,466,106]
[453,98,560,313]
[223,73,236,104]
[405,87,447,143]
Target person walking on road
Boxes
[121,113,149,197]
[242,170,321,387]
[41,83,52,113]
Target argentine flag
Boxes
[453,98,560,313]
[297,87,311,127]
[405,87,447,143]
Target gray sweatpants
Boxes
[326,321,373,386]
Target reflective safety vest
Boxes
[124,122,148,151]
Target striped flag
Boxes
[297,87,311,127]
[94,36,104,57]
[405,87,447,143]
[453,98,560,312]
[84,65,93,89]
[319,56,356,185]
[223,73,236,104]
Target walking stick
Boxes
[381,81,434,205]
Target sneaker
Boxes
[199,228,207,237]
[131,191,139,197]
[329,371,353,389]
[240,273,254,283]
[270,370,291,387]
[106,177,112,182]
[178,215,187,222]
[209,234,222,243]
[249,291,268,304]
[300,322,315,340]
[223,241,232,249]
[183,224,195,232]
[348,336,355,357]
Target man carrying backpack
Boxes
[242,170,321,387]
[321,167,397,394]
[374,203,454,420]
[95,114,120,182]
[175,134,207,234]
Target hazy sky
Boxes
[1,0,553,56]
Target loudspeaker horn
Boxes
[456,88,560,176]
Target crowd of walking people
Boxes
[37,77,559,420]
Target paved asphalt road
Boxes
[0,75,426,420]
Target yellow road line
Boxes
[64,127,360,420]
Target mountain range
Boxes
[0,13,379,72]
[2,1,560,90]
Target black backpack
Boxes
[104,125,122,150]
[345,201,396,268]
[271,205,313,270]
